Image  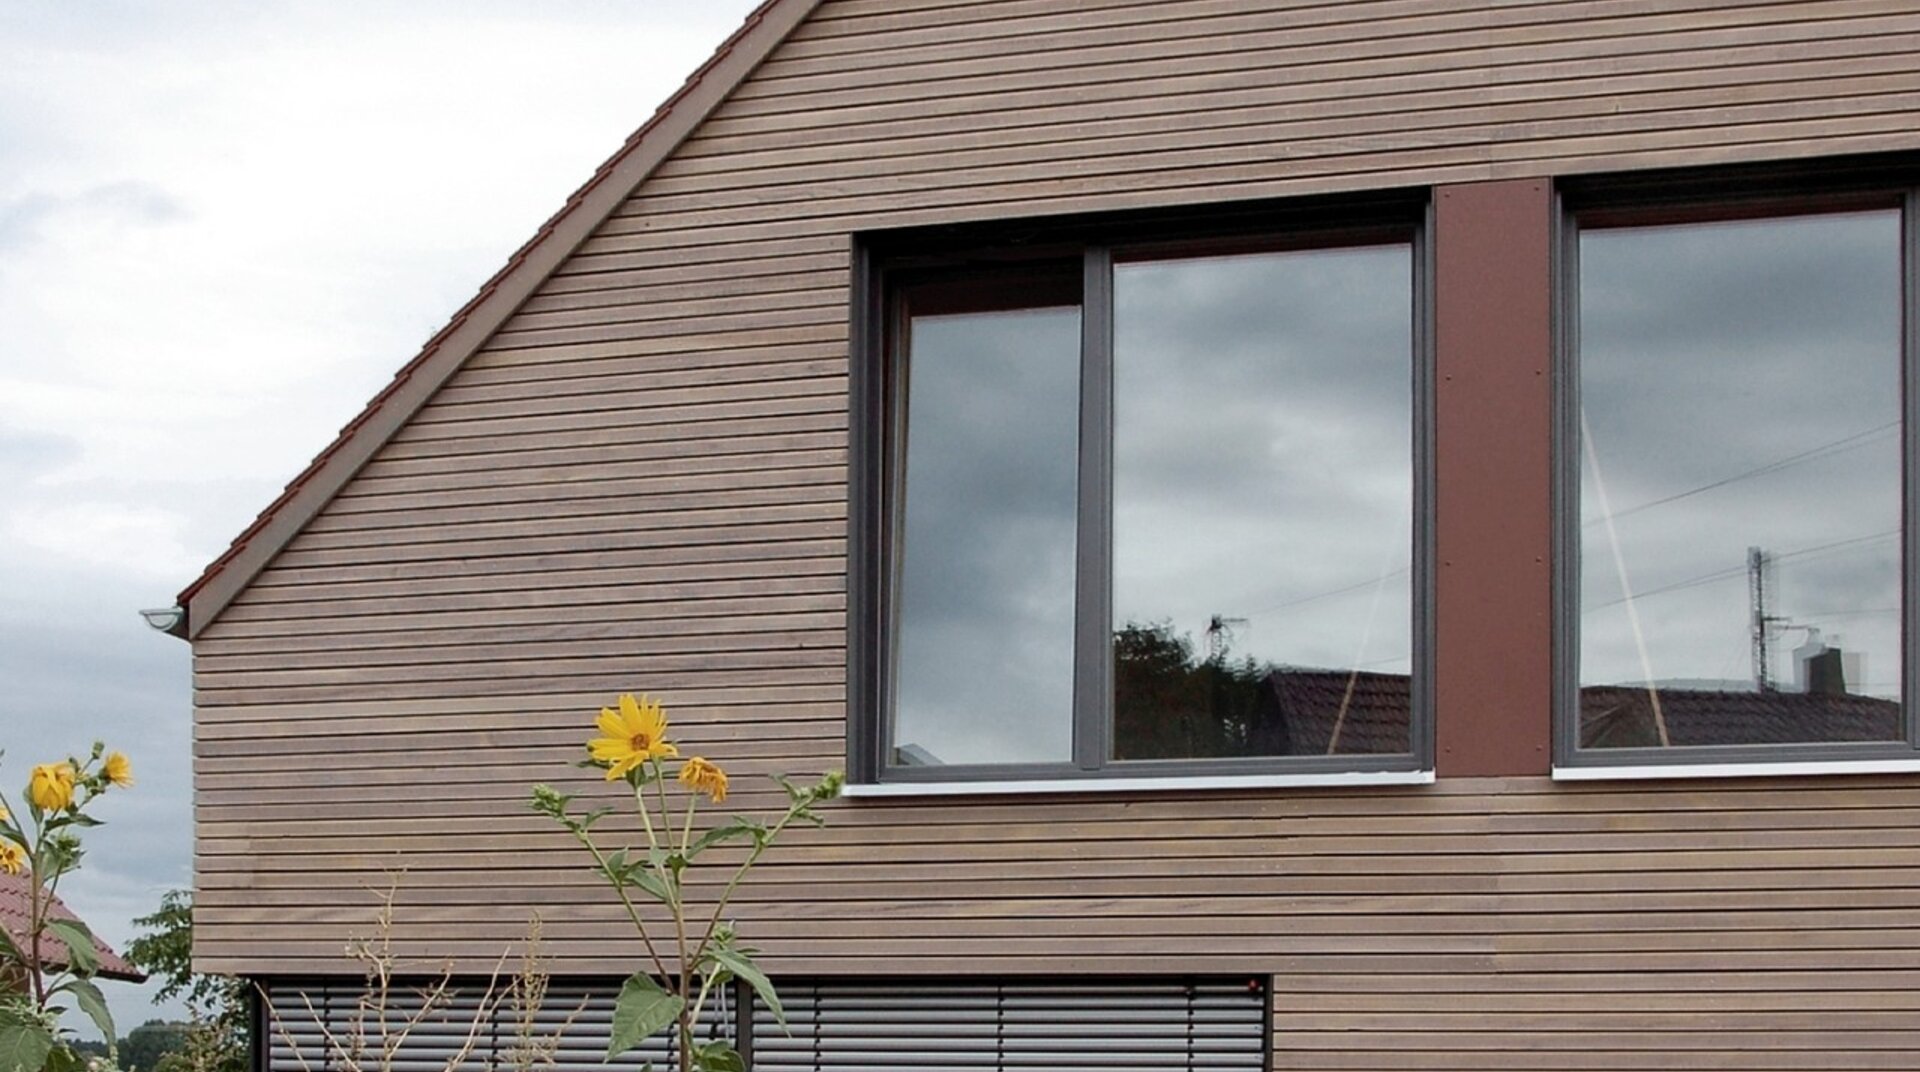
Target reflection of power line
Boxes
[1242,566,1409,619]
[1585,529,1898,613]
[1246,421,1896,624]
[1798,606,1900,620]
[1587,420,1897,528]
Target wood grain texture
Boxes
[194,1,1920,1068]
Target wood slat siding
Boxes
[194,2,1920,1069]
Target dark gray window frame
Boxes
[1551,156,1920,770]
[847,193,1438,785]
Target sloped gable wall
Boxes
[197,2,1920,1068]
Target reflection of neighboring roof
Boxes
[1265,669,1413,755]
[0,874,145,982]
[1578,685,1901,749]
[1262,669,1903,753]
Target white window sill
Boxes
[1553,758,1920,782]
[842,769,1435,798]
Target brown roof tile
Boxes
[0,874,144,982]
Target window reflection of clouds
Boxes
[1113,245,1415,676]
[1578,211,1903,734]
[891,307,1081,767]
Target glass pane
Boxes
[1578,209,1904,749]
[1112,244,1415,761]
[891,304,1081,767]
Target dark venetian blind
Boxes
[264,980,737,1072]
[749,979,1267,1072]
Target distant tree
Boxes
[124,893,247,1072]
[1112,622,1276,759]
[115,1021,187,1072]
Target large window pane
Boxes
[1111,245,1415,761]
[1577,209,1904,750]
[891,304,1081,767]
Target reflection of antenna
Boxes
[1749,546,1787,692]
[1206,615,1247,661]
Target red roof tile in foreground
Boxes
[0,874,145,982]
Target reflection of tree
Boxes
[1113,622,1282,759]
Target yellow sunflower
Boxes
[588,694,678,780]
[0,840,23,876]
[103,751,134,789]
[678,757,729,804]
[27,763,75,813]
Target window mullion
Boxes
[1905,188,1919,751]
[1073,245,1115,771]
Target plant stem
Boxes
[650,763,695,1072]
[27,838,44,1010]
[633,778,675,911]
[688,800,808,968]
[571,829,672,985]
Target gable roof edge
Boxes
[175,0,826,640]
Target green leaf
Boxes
[686,818,761,859]
[770,774,803,804]
[626,867,671,905]
[63,978,115,1044]
[607,974,682,1060]
[578,806,615,830]
[45,919,99,977]
[43,1043,85,1072]
[693,1042,745,1072]
[704,946,783,1030]
[0,1007,55,1072]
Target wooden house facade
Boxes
[180,2,1920,1068]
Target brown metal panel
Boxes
[1434,179,1553,777]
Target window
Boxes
[850,198,1433,785]
[1557,171,1918,768]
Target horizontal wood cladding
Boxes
[194,776,1920,1047]
[193,1,1920,1068]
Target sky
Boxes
[0,0,760,1034]
[1579,209,1904,700]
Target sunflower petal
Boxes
[596,710,627,739]
[617,694,646,733]
[587,738,630,761]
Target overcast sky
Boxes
[0,0,759,1033]
[1579,209,1903,699]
